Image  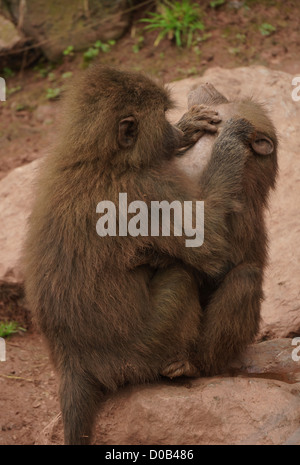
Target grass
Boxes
[140,0,205,48]
[0,321,26,338]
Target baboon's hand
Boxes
[175,104,221,150]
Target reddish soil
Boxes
[0,0,299,445]
[0,332,59,445]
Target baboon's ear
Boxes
[251,132,274,155]
[118,116,138,149]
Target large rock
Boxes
[3,0,132,61]
[0,14,23,52]
[38,339,300,445]
[0,66,299,340]
[0,159,40,282]
[230,338,300,383]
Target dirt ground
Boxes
[0,0,300,445]
[0,332,59,445]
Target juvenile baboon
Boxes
[23,65,258,445]
[173,83,278,376]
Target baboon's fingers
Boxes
[202,121,219,132]
[189,105,221,122]
[195,121,219,134]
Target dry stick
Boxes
[0,373,33,382]
[18,0,26,31]
[83,0,90,19]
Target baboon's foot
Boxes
[160,360,200,379]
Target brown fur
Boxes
[175,83,278,375]
[23,66,261,444]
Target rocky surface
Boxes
[38,338,300,445]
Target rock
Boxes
[0,159,41,283]
[96,378,300,446]
[0,13,39,70]
[228,338,300,383]
[38,339,300,445]
[0,14,23,52]
[3,0,132,61]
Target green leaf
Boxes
[259,23,276,36]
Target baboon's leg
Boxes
[193,263,263,375]
[148,265,202,379]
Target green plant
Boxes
[132,36,145,53]
[83,40,116,62]
[228,46,240,55]
[210,0,225,7]
[7,85,22,96]
[140,0,205,48]
[46,87,61,100]
[236,33,246,42]
[83,47,99,62]
[259,23,276,36]
[62,71,73,79]
[193,45,202,56]
[34,62,54,78]
[194,32,211,43]
[63,45,74,56]
[3,67,15,78]
[0,321,26,338]
[94,39,115,52]
[15,103,26,111]
[47,72,56,82]
[187,66,197,75]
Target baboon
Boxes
[173,82,278,376]
[23,65,263,445]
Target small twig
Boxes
[83,0,90,18]
[0,373,33,382]
[18,0,26,31]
